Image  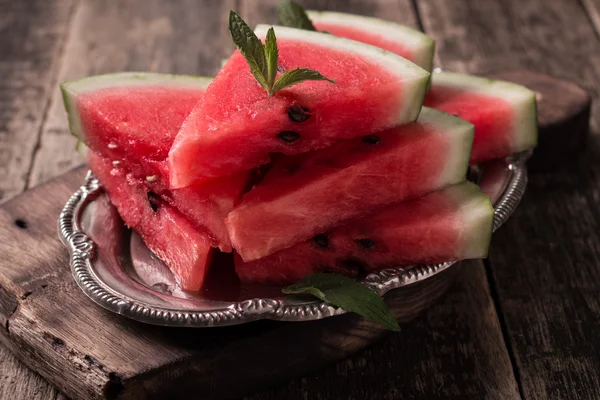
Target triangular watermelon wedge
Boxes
[88,152,213,291]
[61,72,211,176]
[227,108,474,261]
[306,10,434,72]
[424,71,538,163]
[61,73,249,250]
[235,182,493,285]
[168,25,430,187]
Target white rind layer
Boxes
[254,25,430,124]
[417,107,474,188]
[306,10,435,72]
[431,71,538,153]
[61,72,212,141]
[445,182,494,259]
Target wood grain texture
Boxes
[581,0,600,41]
[0,0,73,201]
[418,0,600,398]
[28,0,237,187]
[0,346,56,400]
[0,0,75,397]
[248,261,519,400]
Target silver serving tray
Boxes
[58,154,528,327]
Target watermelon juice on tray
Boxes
[168,21,430,186]
[425,71,538,164]
[235,182,493,285]
[61,72,249,250]
[88,152,214,291]
[227,108,474,262]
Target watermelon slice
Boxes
[61,72,249,250]
[306,10,434,72]
[61,72,211,179]
[235,181,493,285]
[168,25,430,187]
[424,71,538,164]
[88,152,213,291]
[227,108,474,262]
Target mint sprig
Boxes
[264,27,279,89]
[229,11,269,91]
[228,11,334,96]
[283,273,400,331]
[278,1,317,31]
[273,68,334,93]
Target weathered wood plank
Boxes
[418,0,600,398]
[581,0,600,43]
[247,261,519,400]
[0,0,73,200]
[0,346,55,400]
[28,0,237,187]
[0,0,75,398]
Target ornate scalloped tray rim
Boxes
[58,155,528,327]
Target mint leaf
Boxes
[229,11,269,92]
[278,1,317,31]
[264,27,279,92]
[273,68,335,93]
[228,11,334,96]
[283,273,400,331]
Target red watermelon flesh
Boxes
[306,10,434,72]
[120,171,247,251]
[424,71,537,164]
[61,73,212,180]
[227,108,474,262]
[168,26,430,187]
[61,73,249,250]
[235,182,493,285]
[88,152,213,291]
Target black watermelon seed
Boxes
[288,105,311,122]
[356,238,376,249]
[467,166,480,183]
[313,234,329,248]
[147,191,160,212]
[277,131,301,143]
[362,135,380,144]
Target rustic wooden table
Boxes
[1,0,600,399]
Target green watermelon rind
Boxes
[447,181,494,259]
[306,10,435,72]
[418,107,474,188]
[430,71,538,154]
[60,72,212,142]
[254,25,431,124]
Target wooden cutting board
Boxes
[0,168,460,400]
